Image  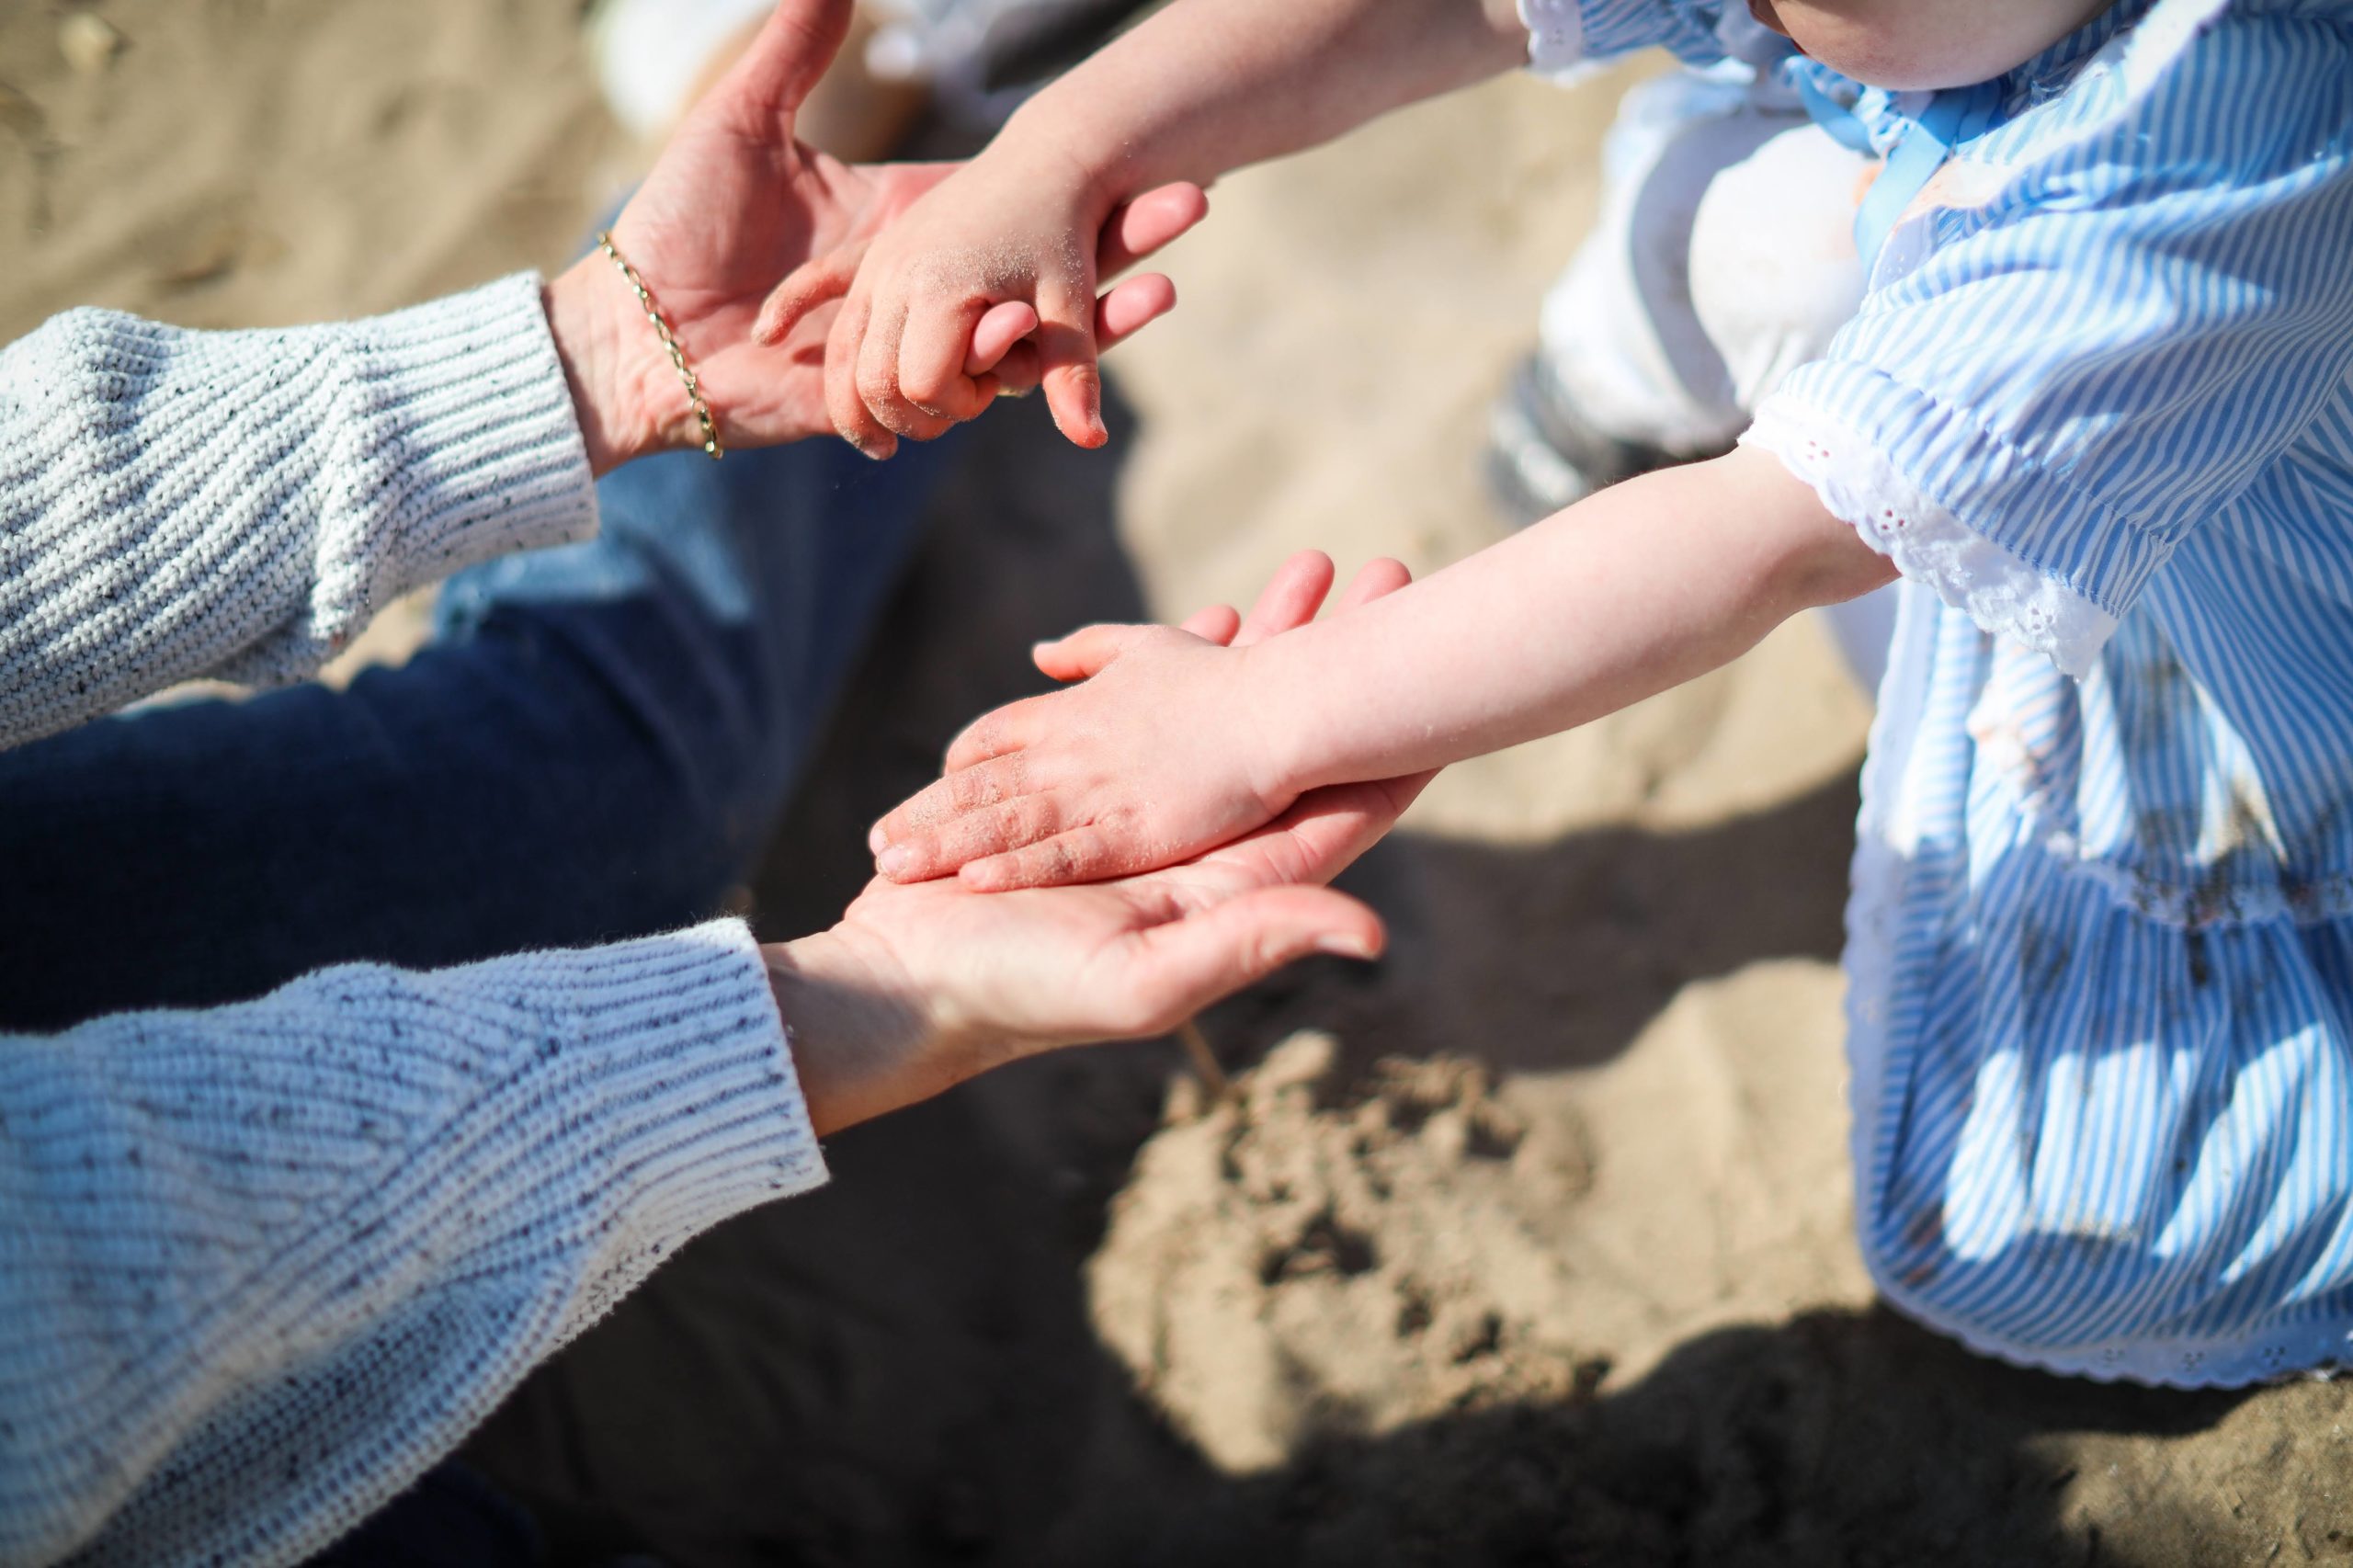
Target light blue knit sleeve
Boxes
[0,276,601,752]
[0,920,827,1568]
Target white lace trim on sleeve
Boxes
[1743,402,2117,679]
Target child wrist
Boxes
[1233,645,1328,804]
[995,104,1136,212]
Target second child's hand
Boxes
[541,0,1205,472]
[870,554,1417,891]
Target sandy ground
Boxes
[10,3,2353,1564]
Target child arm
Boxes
[759,0,1535,455]
[873,446,1898,889]
[988,0,1536,206]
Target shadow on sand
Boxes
[465,385,2342,1568]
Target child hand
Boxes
[871,625,1284,890]
[753,147,1205,457]
[870,551,1402,892]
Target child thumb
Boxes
[1032,623,1147,682]
[756,242,866,347]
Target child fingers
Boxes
[1334,556,1414,612]
[825,291,898,460]
[1097,182,1210,278]
[896,297,996,421]
[855,300,960,439]
[979,278,1175,394]
[971,274,1172,399]
[876,795,1066,882]
[959,826,1131,892]
[1034,278,1108,449]
[1233,551,1336,647]
[1177,604,1242,645]
[1030,622,1147,683]
[965,301,1040,377]
[756,243,865,347]
[987,340,1043,397]
[1095,275,1177,356]
[870,753,1033,855]
[942,704,1039,772]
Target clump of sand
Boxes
[1090,956,1876,1471]
[1090,1033,1608,1471]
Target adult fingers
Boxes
[1333,556,1414,613]
[987,340,1042,395]
[985,276,1172,398]
[1233,551,1336,648]
[708,0,857,135]
[1034,275,1107,448]
[756,241,866,347]
[824,290,897,459]
[1184,769,1436,895]
[1029,622,1150,684]
[1095,274,1176,355]
[1114,886,1382,1034]
[1263,771,1438,884]
[966,301,1041,376]
[1097,182,1210,278]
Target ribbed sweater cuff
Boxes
[0,920,823,1568]
[516,919,829,1247]
[353,274,600,592]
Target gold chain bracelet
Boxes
[596,231,722,460]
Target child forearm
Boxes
[1248,448,1896,795]
[991,0,1532,204]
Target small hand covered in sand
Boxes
[541,0,1201,471]
[754,134,1190,456]
[871,553,1399,892]
[784,553,1431,1133]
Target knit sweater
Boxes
[0,278,830,1567]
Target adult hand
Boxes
[767,552,1437,1135]
[540,0,1207,472]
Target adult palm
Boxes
[778,553,1438,1135]
[580,0,1199,457]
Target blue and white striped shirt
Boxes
[1529,0,2353,1384]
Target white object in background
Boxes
[589,0,779,141]
[1534,73,1873,457]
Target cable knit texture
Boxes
[0,274,599,751]
[1,921,825,1568]
[0,290,828,1563]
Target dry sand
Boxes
[8,4,2353,1564]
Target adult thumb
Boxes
[716,0,856,130]
[1124,886,1385,1034]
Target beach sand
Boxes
[8,4,2353,1563]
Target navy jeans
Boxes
[0,428,948,1032]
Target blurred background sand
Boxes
[6,3,2351,1563]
